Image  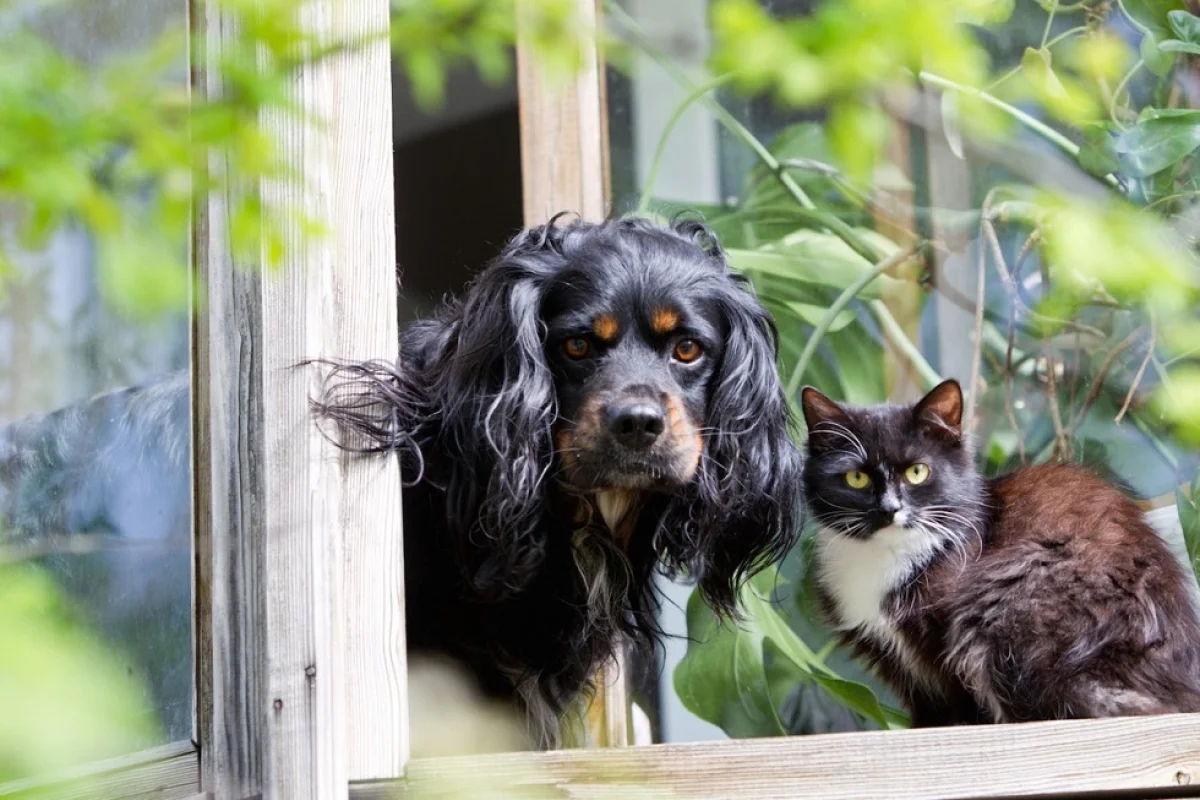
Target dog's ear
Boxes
[658,266,803,618]
[431,238,560,601]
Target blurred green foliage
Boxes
[0,562,157,788]
[0,0,583,317]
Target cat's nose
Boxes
[880,490,901,514]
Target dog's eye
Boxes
[673,339,702,363]
[562,337,591,360]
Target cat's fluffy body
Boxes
[802,380,1200,726]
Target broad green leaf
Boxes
[1078,125,1120,178]
[824,325,887,405]
[1168,10,1200,46]
[729,249,893,300]
[674,564,906,739]
[1141,32,1180,73]
[728,228,904,299]
[1114,109,1200,177]
[777,301,858,332]
[673,584,787,738]
[1179,471,1200,582]
[1155,38,1200,55]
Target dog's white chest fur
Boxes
[816,525,942,685]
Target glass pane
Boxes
[607,0,1200,743]
[0,0,192,771]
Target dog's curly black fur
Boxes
[313,216,803,745]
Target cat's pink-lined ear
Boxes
[800,386,849,432]
[914,379,963,438]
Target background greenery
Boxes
[614,0,1200,737]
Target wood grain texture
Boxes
[193,0,401,796]
[0,741,199,800]
[350,713,1200,800]
[517,0,628,750]
[325,0,409,782]
[516,0,607,225]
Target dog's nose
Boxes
[606,402,666,450]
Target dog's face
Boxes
[314,217,802,614]
[545,272,719,494]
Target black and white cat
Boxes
[801,379,1200,726]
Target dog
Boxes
[313,216,803,746]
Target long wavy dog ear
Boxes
[658,221,804,616]
[428,223,574,600]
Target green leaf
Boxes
[775,300,858,332]
[1141,33,1179,75]
[727,230,902,299]
[674,565,907,739]
[673,583,788,738]
[1155,38,1200,55]
[1078,125,1121,178]
[1178,472,1200,582]
[1168,10,1200,45]
[823,324,887,405]
[1114,109,1200,176]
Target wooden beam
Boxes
[193,0,402,796]
[516,0,628,748]
[516,0,608,224]
[0,741,199,800]
[353,712,1200,800]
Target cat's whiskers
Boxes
[812,421,868,462]
[914,516,972,573]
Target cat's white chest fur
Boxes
[816,524,943,688]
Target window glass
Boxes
[0,0,192,762]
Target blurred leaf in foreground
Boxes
[0,562,157,787]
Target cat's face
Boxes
[800,380,984,541]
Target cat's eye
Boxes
[904,463,931,485]
[562,336,591,360]
[844,470,871,489]
[673,338,703,363]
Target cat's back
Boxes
[978,463,1187,601]
[986,463,1150,551]
[948,462,1200,719]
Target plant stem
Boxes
[1116,0,1154,39]
[637,74,738,214]
[1109,58,1145,130]
[917,71,1123,191]
[785,242,925,396]
[869,299,942,390]
[1041,1,1058,49]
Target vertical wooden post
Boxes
[193,0,404,796]
[517,0,608,224]
[516,0,629,748]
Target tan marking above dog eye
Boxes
[592,314,619,342]
[672,338,702,363]
[650,307,680,335]
[563,336,591,360]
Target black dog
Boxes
[314,216,802,745]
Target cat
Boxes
[800,378,1200,727]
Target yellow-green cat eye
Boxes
[844,470,871,489]
[904,463,931,485]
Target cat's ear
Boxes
[913,379,963,439]
[800,386,849,431]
